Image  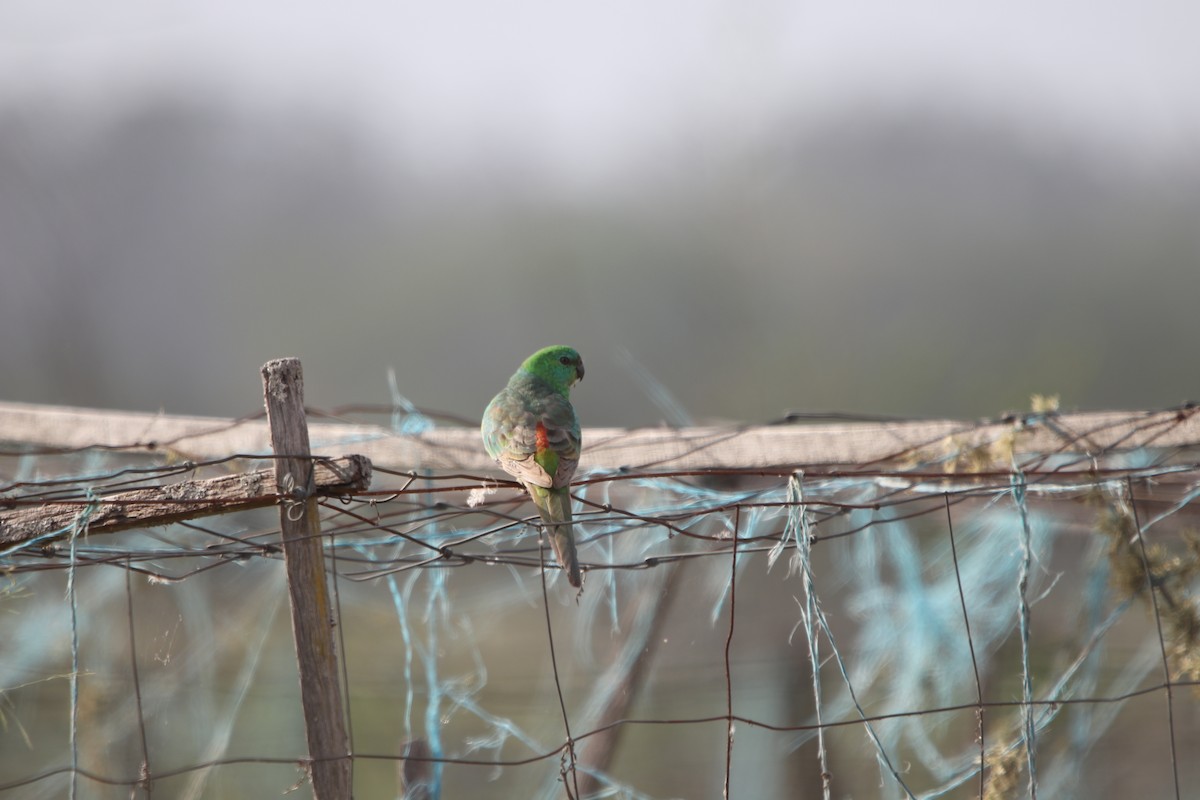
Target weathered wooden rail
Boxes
[2,400,1196,472]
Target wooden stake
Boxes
[262,358,353,799]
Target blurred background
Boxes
[2,0,1197,427]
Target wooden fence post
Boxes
[262,358,353,799]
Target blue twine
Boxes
[791,473,917,798]
[422,567,447,799]
[769,473,805,576]
[789,473,831,800]
[66,491,98,800]
[387,368,435,435]
[385,571,416,747]
[1011,472,1038,797]
[1141,480,1200,533]
[919,589,1133,798]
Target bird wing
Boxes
[483,385,580,489]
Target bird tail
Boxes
[530,485,581,588]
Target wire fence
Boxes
[1,392,1198,799]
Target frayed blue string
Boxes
[168,569,286,798]
[1141,480,1200,533]
[363,492,444,800]
[789,473,831,800]
[769,473,805,575]
[574,475,621,651]
[1012,472,1038,797]
[790,473,917,799]
[422,566,447,799]
[66,490,98,800]
[1067,536,1110,770]
[384,571,416,748]
[387,368,434,435]
[0,524,79,560]
[709,505,765,626]
[919,592,1134,799]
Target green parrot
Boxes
[482,345,585,587]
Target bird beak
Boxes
[575,360,585,383]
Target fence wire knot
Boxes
[280,472,312,522]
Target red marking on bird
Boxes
[535,421,550,453]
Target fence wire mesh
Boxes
[1,403,1198,798]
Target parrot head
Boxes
[521,345,585,395]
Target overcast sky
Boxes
[5,0,1199,185]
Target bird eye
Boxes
[559,356,572,365]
